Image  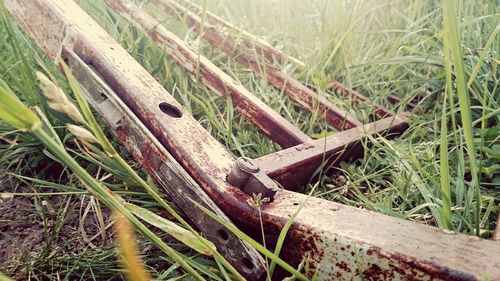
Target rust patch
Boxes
[336,261,352,273]
[363,263,394,281]
[367,246,477,281]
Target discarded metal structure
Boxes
[5,0,500,280]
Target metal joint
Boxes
[227,157,278,201]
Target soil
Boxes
[0,196,47,265]
[0,174,114,280]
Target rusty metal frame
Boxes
[255,114,408,189]
[5,0,500,280]
[151,0,363,131]
[162,0,412,117]
[106,0,407,189]
[106,0,310,149]
[106,0,406,190]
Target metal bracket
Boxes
[227,157,279,201]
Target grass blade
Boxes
[126,203,216,256]
[442,0,481,235]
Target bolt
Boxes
[236,157,259,173]
[227,157,259,188]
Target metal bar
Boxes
[106,0,310,148]
[330,81,395,119]
[255,113,408,189]
[152,0,363,131]
[170,0,306,68]
[65,51,265,278]
[7,0,500,280]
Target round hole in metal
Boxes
[242,258,254,270]
[218,229,229,241]
[159,102,183,118]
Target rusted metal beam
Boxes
[152,0,363,131]
[255,113,408,189]
[170,0,398,121]
[7,0,500,280]
[65,51,266,278]
[106,0,310,148]
[170,0,306,68]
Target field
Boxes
[0,0,498,280]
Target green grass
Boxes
[0,0,499,279]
